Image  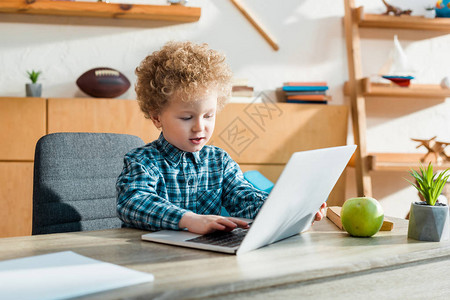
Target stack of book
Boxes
[232,85,254,98]
[230,78,254,103]
[282,81,330,104]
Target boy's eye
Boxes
[204,114,214,119]
[180,116,192,120]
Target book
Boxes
[282,86,329,92]
[283,81,327,86]
[232,85,254,92]
[326,206,394,231]
[232,85,254,97]
[286,100,328,104]
[284,90,327,96]
[286,95,331,101]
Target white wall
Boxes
[0,0,448,218]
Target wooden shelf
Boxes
[368,153,450,171]
[344,78,450,98]
[344,1,450,196]
[0,0,201,22]
[355,6,450,31]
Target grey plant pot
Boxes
[26,83,42,97]
[408,201,450,242]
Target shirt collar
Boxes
[156,133,202,166]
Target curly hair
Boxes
[135,41,233,119]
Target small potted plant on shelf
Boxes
[424,6,436,19]
[406,163,450,242]
[26,70,42,97]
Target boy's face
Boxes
[151,90,218,152]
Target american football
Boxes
[76,67,131,98]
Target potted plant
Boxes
[424,6,436,19]
[26,70,42,97]
[406,163,450,241]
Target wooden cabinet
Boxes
[0,97,46,161]
[213,103,349,207]
[343,0,450,197]
[47,98,158,140]
[0,97,46,237]
[0,98,349,237]
[0,97,154,237]
[0,162,34,237]
[213,103,349,164]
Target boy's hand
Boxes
[179,212,250,235]
[313,202,327,223]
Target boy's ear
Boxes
[150,114,162,129]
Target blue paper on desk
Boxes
[0,251,154,300]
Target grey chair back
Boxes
[32,132,145,235]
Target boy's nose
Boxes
[192,118,204,132]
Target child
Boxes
[116,41,326,235]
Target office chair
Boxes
[32,132,145,235]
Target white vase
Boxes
[424,9,436,19]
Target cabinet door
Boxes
[239,164,346,207]
[0,97,46,161]
[47,98,160,143]
[213,103,349,164]
[219,103,349,206]
[0,162,33,237]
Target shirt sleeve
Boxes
[116,155,189,231]
[221,153,268,219]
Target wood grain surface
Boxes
[1,218,449,299]
[0,162,33,237]
[0,97,46,161]
[0,0,201,22]
[47,98,159,143]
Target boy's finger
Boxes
[211,222,226,231]
[226,217,250,228]
[314,211,323,221]
[217,218,239,229]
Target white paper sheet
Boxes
[0,251,154,300]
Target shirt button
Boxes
[188,179,194,185]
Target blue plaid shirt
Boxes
[116,134,268,231]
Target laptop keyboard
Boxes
[186,228,249,248]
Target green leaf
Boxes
[426,163,433,188]
[27,70,41,84]
[405,164,449,205]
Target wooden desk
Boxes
[1,218,449,299]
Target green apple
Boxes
[341,197,384,237]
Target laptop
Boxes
[141,145,356,255]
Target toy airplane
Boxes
[412,136,450,164]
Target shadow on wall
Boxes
[360,27,448,42]
[199,0,344,66]
[370,171,414,200]
[365,97,446,121]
